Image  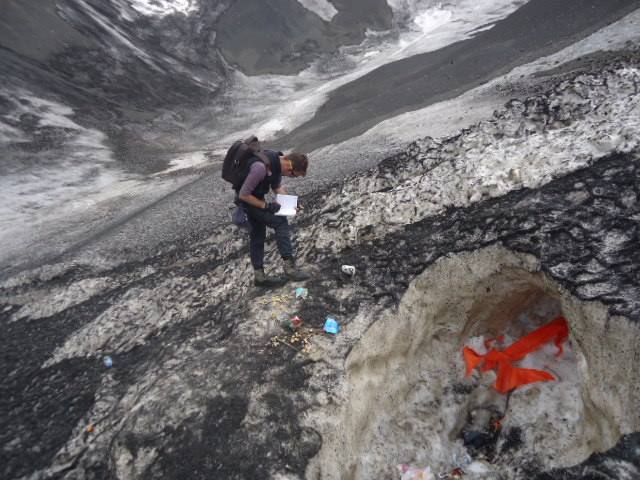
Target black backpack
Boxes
[221,136,268,191]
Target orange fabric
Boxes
[501,316,569,361]
[494,361,555,393]
[463,316,569,393]
[463,347,484,376]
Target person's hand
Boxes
[265,201,281,214]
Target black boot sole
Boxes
[254,278,288,288]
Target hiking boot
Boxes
[283,258,311,282]
[254,268,286,288]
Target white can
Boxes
[341,265,356,276]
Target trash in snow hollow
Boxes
[295,287,308,299]
[463,316,569,393]
[103,356,113,368]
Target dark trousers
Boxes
[245,205,293,269]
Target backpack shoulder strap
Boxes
[255,151,269,167]
[233,152,270,192]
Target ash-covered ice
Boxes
[1,34,640,480]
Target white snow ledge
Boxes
[296,0,338,22]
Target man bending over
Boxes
[237,141,311,287]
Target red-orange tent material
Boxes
[463,316,569,393]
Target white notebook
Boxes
[275,194,298,216]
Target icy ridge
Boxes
[304,61,640,254]
[9,59,640,367]
[1,55,639,480]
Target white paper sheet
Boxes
[275,194,297,216]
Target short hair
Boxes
[287,152,308,175]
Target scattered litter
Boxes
[323,317,340,334]
[281,315,304,331]
[103,356,113,368]
[398,464,434,480]
[341,265,356,276]
[295,287,308,299]
[450,468,464,479]
[435,452,473,479]
[86,424,94,433]
[257,293,292,306]
[270,328,315,354]
[259,293,295,325]
[463,316,569,393]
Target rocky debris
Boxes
[532,432,640,479]
[1,56,640,479]
[301,58,640,256]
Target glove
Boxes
[264,202,281,214]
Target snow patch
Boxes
[296,0,338,22]
[44,279,194,365]
[71,0,163,69]
[155,151,209,175]
[9,278,116,321]
[413,6,453,33]
[202,0,525,149]
[0,90,122,253]
[0,88,203,276]
[306,9,640,194]
[127,0,198,17]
